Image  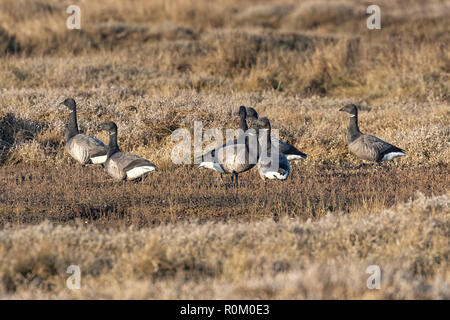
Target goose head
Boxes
[252,117,270,130]
[248,117,271,137]
[339,104,358,117]
[60,98,77,111]
[238,106,247,118]
[98,121,118,133]
[246,107,258,120]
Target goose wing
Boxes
[67,134,107,164]
[360,135,406,162]
[272,137,307,160]
[109,152,156,180]
[123,157,157,172]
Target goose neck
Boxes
[239,113,248,132]
[258,128,272,156]
[107,130,120,157]
[348,115,361,143]
[66,109,79,141]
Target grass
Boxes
[0,0,448,299]
[0,193,448,299]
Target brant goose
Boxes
[61,98,107,165]
[198,106,250,169]
[250,117,290,180]
[99,121,157,181]
[339,104,407,162]
[245,107,307,161]
[198,106,258,186]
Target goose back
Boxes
[105,152,156,180]
[275,138,307,160]
[349,135,406,162]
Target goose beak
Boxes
[338,106,344,112]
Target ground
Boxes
[0,0,448,299]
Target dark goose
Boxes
[99,121,157,180]
[61,98,107,165]
[339,104,407,162]
[250,117,290,180]
[198,106,258,186]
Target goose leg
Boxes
[234,173,239,188]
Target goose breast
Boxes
[216,144,256,174]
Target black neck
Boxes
[66,110,79,141]
[239,112,249,146]
[259,128,272,157]
[239,113,248,132]
[348,115,361,143]
[107,130,120,157]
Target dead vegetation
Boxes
[0,193,448,299]
[0,0,448,299]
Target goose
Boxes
[198,106,258,187]
[245,107,307,161]
[339,104,407,162]
[197,106,251,170]
[99,121,157,181]
[250,117,290,180]
[61,98,107,165]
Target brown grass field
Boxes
[0,0,449,299]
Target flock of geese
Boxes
[61,98,407,186]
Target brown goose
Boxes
[61,98,107,165]
[99,122,156,181]
[249,117,290,180]
[245,107,307,161]
[339,104,407,162]
[198,106,258,187]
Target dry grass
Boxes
[0,0,449,299]
[0,0,448,99]
[0,193,448,299]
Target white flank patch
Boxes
[286,154,306,161]
[264,171,289,180]
[126,166,156,180]
[199,161,224,173]
[90,155,107,164]
[381,152,407,161]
